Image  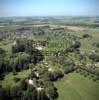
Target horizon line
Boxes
[0,15,99,18]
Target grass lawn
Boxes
[0,41,13,52]
[0,69,31,88]
[55,72,99,100]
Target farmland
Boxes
[56,72,99,100]
[0,17,99,100]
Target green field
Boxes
[55,72,99,100]
[0,41,13,52]
[0,69,31,88]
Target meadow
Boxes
[56,72,99,100]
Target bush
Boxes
[0,48,6,55]
[82,34,91,38]
[0,88,10,100]
[49,70,64,81]
[46,85,58,99]
[93,42,99,48]
[64,66,75,74]
[89,53,99,62]
[72,41,81,49]
[0,74,5,80]
[10,86,23,99]
[13,77,21,82]
[19,79,28,91]
[13,71,17,75]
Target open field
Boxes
[56,72,99,100]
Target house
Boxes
[36,87,43,91]
[36,46,43,50]
[34,71,40,78]
[95,62,99,67]
[28,79,37,87]
[28,79,34,85]
[13,41,16,45]
[48,68,54,72]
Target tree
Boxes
[0,88,10,100]
[23,85,37,100]
[10,86,23,100]
[93,42,99,48]
[37,89,48,100]
[64,66,75,74]
[19,79,28,91]
[89,53,99,62]
[46,85,58,99]
[9,52,30,72]
[82,34,91,38]
[71,41,81,49]
[30,49,44,64]
[0,88,7,100]
[48,70,64,81]
[0,58,7,75]
[0,48,6,55]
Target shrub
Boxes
[89,53,99,62]
[45,85,58,99]
[48,70,64,81]
[19,79,28,91]
[64,66,75,74]
[13,77,21,82]
[82,34,91,38]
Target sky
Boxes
[0,0,99,17]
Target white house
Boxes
[36,46,43,50]
[28,79,34,85]
[48,68,54,72]
[36,87,43,91]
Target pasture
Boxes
[56,72,99,100]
